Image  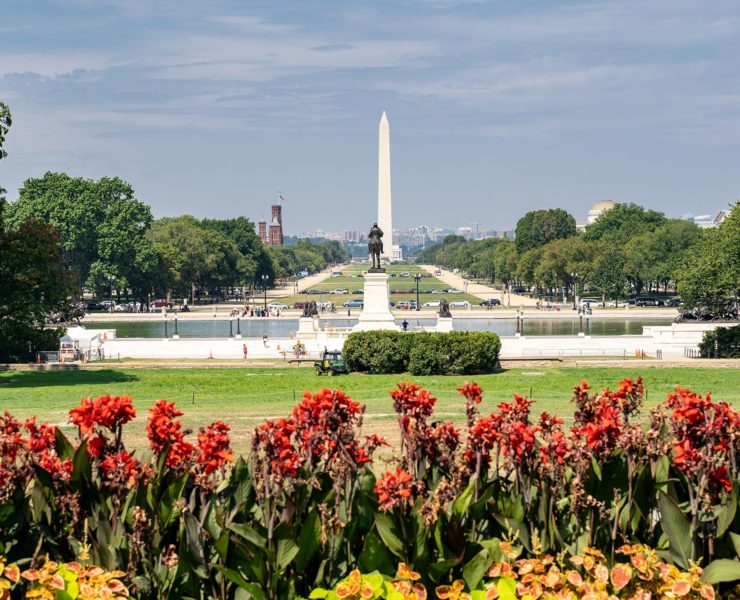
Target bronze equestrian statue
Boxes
[438,299,452,318]
[368,222,384,271]
[302,301,319,317]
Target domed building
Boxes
[577,200,617,231]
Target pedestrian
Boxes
[348,308,351,317]
[402,319,409,331]
[262,334,268,347]
[242,343,248,361]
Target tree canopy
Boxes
[678,205,739,317]
[515,208,577,254]
[583,202,666,242]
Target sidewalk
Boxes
[421,265,540,306]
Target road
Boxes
[420,265,540,307]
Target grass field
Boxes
[277,263,484,309]
[1,366,737,455]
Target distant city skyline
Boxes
[2,1,739,231]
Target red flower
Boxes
[253,417,301,479]
[374,468,420,511]
[69,395,136,435]
[457,381,483,404]
[100,450,147,487]
[69,398,96,435]
[146,400,194,467]
[197,421,234,474]
[391,382,436,419]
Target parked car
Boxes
[152,299,173,308]
[450,300,471,308]
[633,296,664,307]
[579,298,604,308]
[430,289,446,294]
[268,302,289,310]
[479,299,501,307]
[293,302,306,309]
[423,300,441,308]
[351,289,364,294]
[100,300,116,309]
[343,299,364,308]
[664,297,683,307]
[86,302,106,312]
[400,272,410,277]
[434,270,442,276]
[447,288,463,294]
[332,288,349,295]
[396,300,418,309]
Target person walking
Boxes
[242,343,248,361]
[402,319,409,331]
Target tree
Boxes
[515,209,577,254]
[6,173,154,293]
[678,205,739,317]
[535,237,599,294]
[0,101,10,204]
[0,108,74,361]
[591,247,626,301]
[493,241,517,287]
[583,202,666,242]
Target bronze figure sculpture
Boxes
[302,301,319,318]
[368,222,384,272]
[438,299,452,318]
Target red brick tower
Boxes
[258,216,267,244]
[269,204,283,245]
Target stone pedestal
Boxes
[354,272,400,331]
[435,317,454,332]
[297,316,319,338]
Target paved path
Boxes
[420,265,540,307]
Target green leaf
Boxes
[308,590,329,599]
[493,576,517,600]
[716,483,737,538]
[452,481,475,518]
[295,510,321,571]
[701,559,740,584]
[229,523,267,549]
[463,548,493,590]
[730,532,740,559]
[590,456,602,481]
[276,537,299,569]
[375,513,405,560]
[658,492,692,570]
[358,531,395,574]
[54,427,75,461]
[234,583,267,600]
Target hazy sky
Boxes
[1,0,739,234]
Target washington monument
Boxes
[377,111,393,260]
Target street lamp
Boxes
[414,274,421,311]
[570,272,579,311]
[108,276,116,300]
[261,274,269,311]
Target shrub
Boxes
[344,330,501,375]
[343,330,412,373]
[699,324,740,358]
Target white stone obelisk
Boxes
[378,111,393,259]
[354,111,400,331]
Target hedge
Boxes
[699,323,740,358]
[342,330,501,375]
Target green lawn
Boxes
[278,262,485,308]
[1,366,737,454]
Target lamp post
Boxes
[414,274,421,311]
[261,274,269,311]
[570,272,579,311]
[108,276,116,300]
[174,315,179,339]
[164,317,168,338]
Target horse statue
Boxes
[438,299,452,318]
[368,222,384,271]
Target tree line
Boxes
[418,203,738,306]
[0,99,347,360]
[4,171,347,305]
